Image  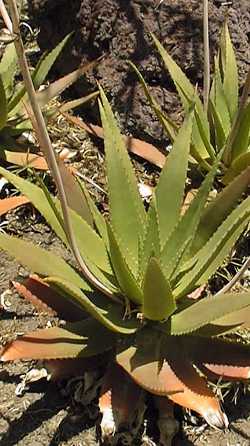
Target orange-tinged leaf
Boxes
[4,151,48,170]
[100,363,144,424]
[1,319,115,361]
[13,275,86,321]
[200,363,250,381]
[45,355,108,381]
[161,356,228,429]
[0,196,29,216]
[63,113,166,168]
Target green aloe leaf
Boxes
[107,224,143,304]
[168,292,250,335]
[161,156,221,279]
[0,43,17,97]
[143,257,176,321]
[32,33,72,89]
[210,57,231,139]
[152,34,210,161]
[130,62,177,141]
[1,318,115,361]
[230,102,250,162]
[208,97,227,151]
[223,153,250,184]
[154,112,193,249]
[36,62,97,107]
[191,166,250,254]
[0,233,85,288]
[220,23,238,121]
[0,76,7,130]
[46,276,139,334]
[174,196,250,298]
[8,34,72,113]
[0,166,65,241]
[139,199,161,279]
[76,177,108,244]
[99,89,146,274]
[0,166,113,280]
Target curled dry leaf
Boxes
[63,112,166,168]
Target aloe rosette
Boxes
[0,88,250,443]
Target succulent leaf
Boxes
[107,224,143,304]
[0,233,88,288]
[130,62,177,142]
[168,292,250,335]
[191,166,250,254]
[0,166,66,242]
[152,34,210,161]
[220,23,238,121]
[0,43,17,96]
[45,276,139,334]
[13,275,86,322]
[142,257,176,321]
[161,155,221,279]
[230,102,250,162]
[1,319,115,361]
[175,196,250,297]
[99,89,146,275]
[139,199,161,278]
[160,347,228,429]
[32,33,72,90]
[154,111,193,249]
[116,336,178,396]
[0,76,7,130]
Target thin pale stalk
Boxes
[0,0,12,32]
[5,0,120,303]
[203,0,210,113]
[216,257,250,295]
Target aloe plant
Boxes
[0,87,250,443]
[133,23,250,182]
[0,34,97,165]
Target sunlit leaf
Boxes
[107,224,143,304]
[0,76,7,130]
[143,257,176,321]
[1,319,115,361]
[13,275,86,322]
[99,90,146,274]
[175,196,250,297]
[154,112,193,249]
[45,276,139,334]
[191,166,250,254]
[220,23,238,120]
[168,292,250,335]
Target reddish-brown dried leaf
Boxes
[13,275,86,321]
[0,196,29,216]
[4,151,48,170]
[63,113,166,168]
